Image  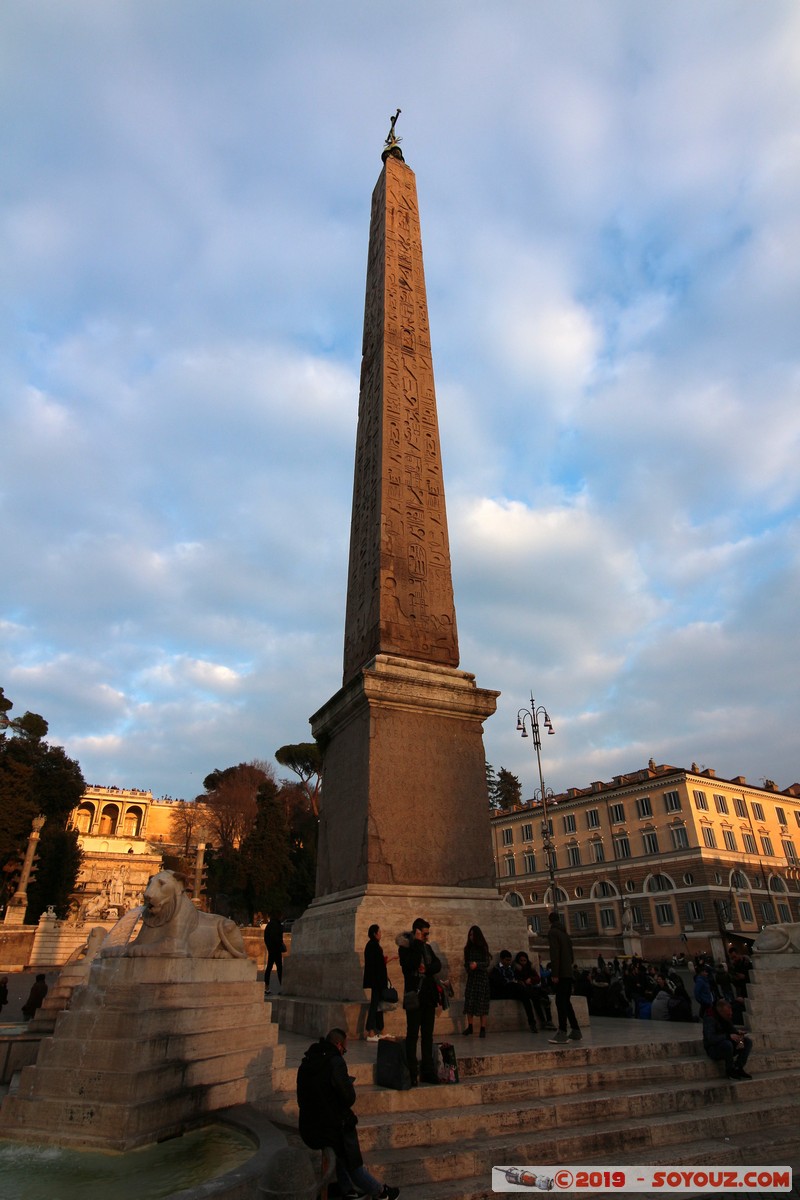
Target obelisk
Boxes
[279,116,526,1032]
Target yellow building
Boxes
[72,785,185,853]
[491,762,800,961]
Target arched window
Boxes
[590,879,619,899]
[122,806,143,837]
[646,872,675,893]
[768,875,787,894]
[544,886,568,906]
[73,803,95,834]
[730,869,749,890]
[98,804,120,836]
[505,891,524,908]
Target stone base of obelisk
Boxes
[275,883,539,1038]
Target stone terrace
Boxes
[263,1016,800,1200]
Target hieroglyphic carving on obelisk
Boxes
[342,123,459,686]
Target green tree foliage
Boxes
[199,761,268,853]
[239,777,292,923]
[0,687,85,915]
[275,743,322,816]
[493,767,523,812]
[486,761,498,810]
[27,827,83,921]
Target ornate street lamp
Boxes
[516,694,559,916]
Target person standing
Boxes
[296,1028,400,1199]
[547,912,582,1043]
[0,975,8,1017]
[363,924,389,1042]
[462,925,491,1038]
[263,913,286,997]
[22,973,48,1021]
[396,917,441,1086]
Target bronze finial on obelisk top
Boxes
[381,107,405,162]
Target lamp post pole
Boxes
[516,694,559,916]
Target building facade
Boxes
[491,762,800,961]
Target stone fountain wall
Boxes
[0,955,282,1151]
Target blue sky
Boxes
[1,1,798,802]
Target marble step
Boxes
[356,1069,799,1155]
[391,1125,800,1200]
[364,1088,800,1190]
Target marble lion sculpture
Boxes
[752,921,800,954]
[101,869,247,959]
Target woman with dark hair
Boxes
[463,924,491,1038]
[363,923,389,1042]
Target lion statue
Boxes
[753,921,800,955]
[101,870,247,959]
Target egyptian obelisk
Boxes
[279,116,526,1032]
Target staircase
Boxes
[261,1028,800,1199]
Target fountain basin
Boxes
[0,1106,285,1200]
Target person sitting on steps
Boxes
[489,950,538,1032]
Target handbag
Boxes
[381,983,399,1005]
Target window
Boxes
[642,831,659,854]
[563,813,576,834]
[610,802,625,823]
[586,808,600,829]
[671,826,689,850]
[713,794,728,814]
[625,879,636,892]
[795,811,800,829]
[664,790,681,813]
[655,903,675,926]
[743,832,757,855]
[600,907,616,929]
[731,870,748,889]
[683,872,694,885]
[506,891,523,907]
[567,845,581,867]
[575,886,584,898]
[718,899,732,924]
[760,900,776,923]
[734,797,748,818]
[574,911,589,929]
[529,891,539,902]
[778,903,792,922]
[527,915,541,934]
[613,834,631,859]
[627,903,643,925]
[702,827,717,849]
[504,856,516,877]
[769,876,787,893]
[723,829,738,852]
[775,807,787,825]
[636,796,653,818]
[693,790,709,811]
[591,840,605,864]
[752,802,765,821]
[596,880,616,898]
[521,823,533,842]
[739,900,753,922]
[523,852,536,873]
[648,873,673,892]
[782,840,798,864]
[686,901,704,922]
[502,827,513,845]
[761,836,775,856]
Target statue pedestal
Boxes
[0,956,282,1150]
[745,950,800,1039]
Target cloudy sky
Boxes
[2,1,799,805]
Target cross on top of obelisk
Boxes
[381,107,405,163]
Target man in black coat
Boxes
[263,914,285,996]
[296,1029,399,1199]
[702,999,753,1080]
[547,912,582,1043]
[396,916,442,1086]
